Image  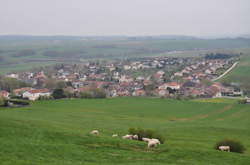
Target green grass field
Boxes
[0,97,250,164]
[219,49,250,94]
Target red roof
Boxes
[165,82,180,87]
[28,89,50,94]
[0,90,9,97]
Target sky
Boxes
[0,0,249,37]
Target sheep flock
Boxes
[90,130,161,148]
[90,130,232,152]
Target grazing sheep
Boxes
[132,135,139,140]
[112,134,118,137]
[219,146,230,152]
[122,134,133,140]
[151,138,161,145]
[90,130,99,135]
[142,137,151,143]
[148,140,158,148]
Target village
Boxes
[0,54,247,102]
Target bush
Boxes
[6,99,30,106]
[238,99,247,104]
[0,97,6,106]
[38,95,53,100]
[128,127,165,143]
[52,88,66,99]
[214,139,246,153]
[79,88,107,99]
[79,91,93,99]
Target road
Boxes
[212,62,239,82]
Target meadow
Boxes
[0,97,250,165]
[219,48,250,94]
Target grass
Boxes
[0,97,250,164]
[219,49,250,93]
[192,98,241,104]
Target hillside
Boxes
[0,97,250,164]
[220,49,250,95]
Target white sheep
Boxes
[122,134,133,140]
[132,135,139,140]
[148,140,158,148]
[90,130,99,135]
[151,138,161,145]
[219,146,230,152]
[112,134,118,137]
[142,137,151,143]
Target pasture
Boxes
[220,49,250,95]
[0,97,250,164]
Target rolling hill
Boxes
[0,97,250,164]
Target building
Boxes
[23,89,51,101]
[0,90,10,99]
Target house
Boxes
[246,98,250,104]
[13,87,34,97]
[132,89,146,96]
[159,82,181,90]
[119,75,133,83]
[23,89,51,101]
[6,73,19,79]
[205,86,221,98]
[117,90,130,96]
[157,89,169,97]
[174,72,183,77]
[0,90,9,99]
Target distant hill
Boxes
[0,36,250,74]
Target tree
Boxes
[0,97,6,106]
[0,77,28,92]
[52,89,66,99]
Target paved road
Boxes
[212,62,239,82]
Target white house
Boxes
[158,82,181,90]
[23,89,51,101]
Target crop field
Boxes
[0,97,250,165]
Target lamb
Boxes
[219,146,230,152]
[122,134,133,140]
[90,130,99,135]
[112,134,118,137]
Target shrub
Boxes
[128,127,165,143]
[52,88,66,99]
[79,91,93,99]
[214,139,246,153]
[79,88,107,99]
[0,97,6,106]
[38,95,53,100]
[6,99,30,106]
[91,88,106,98]
[238,99,247,104]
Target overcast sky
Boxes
[0,0,249,36]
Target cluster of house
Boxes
[0,88,51,101]
[1,55,243,100]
